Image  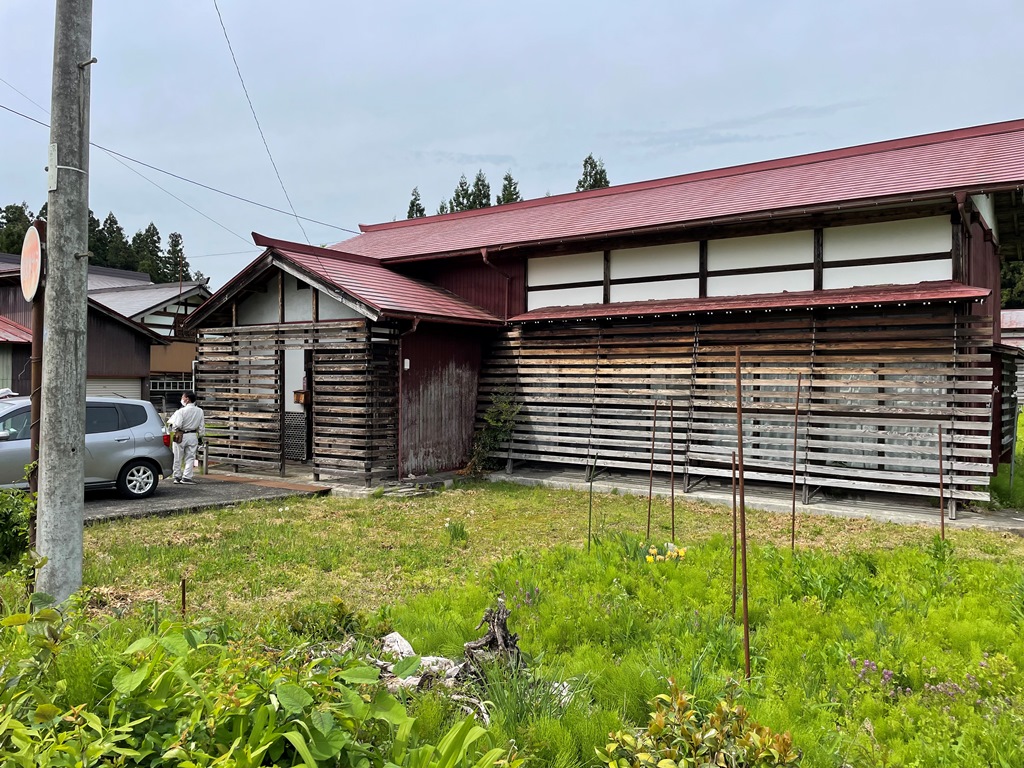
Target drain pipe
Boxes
[481,247,513,319]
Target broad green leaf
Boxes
[123,637,155,655]
[29,592,56,609]
[471,747,507,768]
[308,726,349,761]
[392,655,421,679]
[282,730,318,768]
[309,708,335,735]
[338,665,379,685]
[370,690,409,725]
[338,685,369,719]
[113,663,151,694]
[32,703,61,723]
[1,613,30,627]
[159,633,190,656]
[276,683,313,714]
[32,608,62,623]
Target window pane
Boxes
[0,409,29,441]
[86,406,120,434]
[120,403,148,429]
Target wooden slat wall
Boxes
[196,320,399,484]
[478,307,994,501]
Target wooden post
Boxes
[731,450,737,619]
[646,400,658,541]
[180,576,186,617]
[791,372,802,551]
[735,348,751,680]
[670,399,675,543]
[938,425,945,540]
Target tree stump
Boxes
[463,595,522,672]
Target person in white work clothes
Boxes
[168,390,205,484]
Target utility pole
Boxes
[35,0,94,602]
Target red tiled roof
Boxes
[0,316,31,344]
[510,281,991,323]
[337,119,1024,262]
[282,249,501,325]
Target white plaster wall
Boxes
[283,273,313,322]
[527,252,603,286]
[610,278,700,303]
[236,274,281,325]
[610,243,699,279]
[971,195,999,240]
[823,216,951,262]
[318,291,362,320]
[708,269,814,297]
[707,231,813,271]
[527,285,603,311]
[822,259,952,290]
[285,348,305,413]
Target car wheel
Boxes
[117,460,158,499]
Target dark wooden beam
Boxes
[603,250,611,304]
[813,228,823,291]
[699,240,708,298]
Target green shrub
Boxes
[466,388,520,474]
[283,596,364,640]
[596,682,801,767]
[0,488,31,564]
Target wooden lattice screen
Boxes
[195,320,398,484]
[479,306,994,501]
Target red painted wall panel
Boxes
[402,258,526,320]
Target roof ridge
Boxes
[352,117,1024,238]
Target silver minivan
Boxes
[0,396,174,499]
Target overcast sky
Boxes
[1,1,1022,288]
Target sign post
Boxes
[21,222,45,546]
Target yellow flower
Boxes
[648,546,658,556]
[645,555,654,563]
[656,555,665,562]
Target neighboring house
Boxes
[187,119,1024,507]
[0,263,166,398]
[89,280,211,410]
[0,255,210,409]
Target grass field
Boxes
[5,481,1023,766]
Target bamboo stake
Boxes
[646,400,658,541]
[180,576,186,618]
[791,372,802,552]
[938,425,945,540]
[735,348,751,680]
[670,399,675,543]
[731,450,737,619]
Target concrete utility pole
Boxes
[35,0,94,602]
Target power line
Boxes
[212,0,312,246]
[0,100,359,234]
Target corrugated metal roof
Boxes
[338,119,1024,262]
[282,249,502,325]
[510,281,991,323]
[0,315,31,343]
[90,281,210,319]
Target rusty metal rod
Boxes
[646,400,658,541]
[735,348,751,680]
[670,399,675,543]
[791,372,802,552]
[938,425,945,541]
[731,450,737,619]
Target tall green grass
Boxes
[390,533,1024,767]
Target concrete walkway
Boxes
[485,467,1024,536]
[84,471,331,524]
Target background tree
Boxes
[469,170,491,209]
[437,199,451,215]
[101,213,134,271]
[407,187,426,219]
[450,174,473,212]
[0,203,35,254]
[495,171,522,205]
[166,231,192,282]
[576,153,610,191]
[132,223,170,283]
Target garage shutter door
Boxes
[86,378,142,399]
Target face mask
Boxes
[181,400,187,407]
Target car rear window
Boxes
[85,405,121,434]
[119,403,149,429]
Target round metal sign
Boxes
[20,225,43,302]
